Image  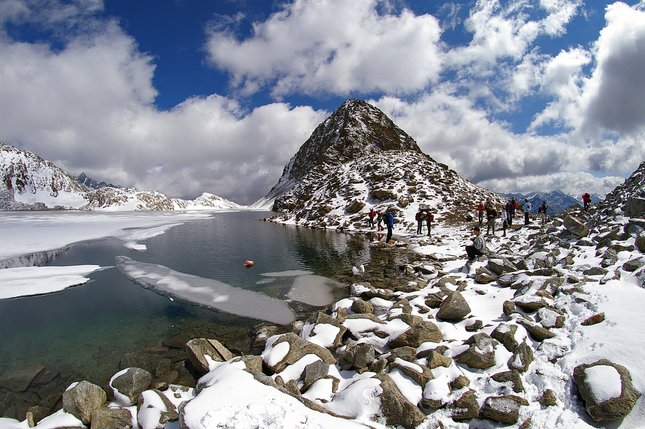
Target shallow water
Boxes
[0,211,370,398]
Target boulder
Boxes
[517,319,555,342]
[536,307,566,329]
[110,367,152,406]
[487,258,518,275]
[491,323,519,353]
[137,389,179,427]
[436,291,471,321]
[91,408,133,429]
[491,370,524,393]
[350,299,374,314]
[388,319,442,348]
[447,389,479,421]
[625,196,645,218]
[375,373,426,428]
[263,333,336,373]
[508,342,533,373]
[346,200,365,214]
[0,364,45,393]
[302,360,330,391]
[563,215,590,238]
[389,359,433,386]
[481,395,528,425]
[425,350,453,369]
[539,389,558,406]
[573,359,641,422]
[581,313,605,326]
[338,343,376,372]
[636,232,645,253]
[62,380,107,425]
[456,333,499,369]
[185,338,235,374]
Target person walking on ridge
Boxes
[523,198,532,226]
[476,201,484,226]
[538,201,548,225]
[500,209,508,237]
[385,210,395,243]
[415,208,424,235]
[368,208,376,229]
[426,211,434,237]
[376,211,384,231]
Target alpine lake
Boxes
[0,211,374,411]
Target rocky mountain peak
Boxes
[265,100,505,227]
[268,99,423,197]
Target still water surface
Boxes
[0,211,370,388]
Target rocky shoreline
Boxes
[1,187,644,427]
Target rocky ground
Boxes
[1,187,643,428]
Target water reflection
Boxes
[0,211,371,411]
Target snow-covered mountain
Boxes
[76,172,120,190]
[0,141,241,211]
[502,190,601,215]
[264,99,505,228]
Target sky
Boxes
[0,0,643,204]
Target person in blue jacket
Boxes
[385,210,395,243]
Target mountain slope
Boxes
[0,141,241,211]
[265,99,505,228]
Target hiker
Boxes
[426,211,434,237]
[582,192,591,210]
[485,205,496,235]
[415,209,424,234]
[523,198,532,225]
[505,199,515,226]
[376,211,384,231]
[466,226,486,261]
[500,209,508,237]
[476,201,484,226]
[368,208,376,229]
[538,201,548,225]
[385,210,395,243]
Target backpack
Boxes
[427,213,434,222]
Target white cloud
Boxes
[205,0,442,97]
[579,1,645,136]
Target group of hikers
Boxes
[367,208,395,243]
[476,197,550,237]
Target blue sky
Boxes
[0,0,644,204]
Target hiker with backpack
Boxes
[368,208,376,228]
[426,211,434,237]
[485,199,496,235]
[476,201,484,226]
[582,192,591,210]
[500,209,508,237]
[385,210,395,243]
[523,198,532,225]
[415,208,424,235]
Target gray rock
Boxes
[389,360,433,386]
[388,319,443,348]
[110,367,152,405]
[563,215,590,238]
[625,196,645,218]
[91,408,133,429]
[573,359,641,422]
[264,333,336,373]
[350,299,374,314]
[0,364,45,393]
[62,380,107,425]
[517,319,555,342]
[447,389,479,421]
[536,307,566,329]
[375,373,425,428]
[474,267,497,284]
[338,342,376,372]
[583,266,608,276]
[539,389,558,406]
[636,232,645,253]
[436,291,471,321]
[491,323,519,353]
[508,341,533,373]
[137,389,179,427]
[481,395,528,424]
[302,360,330,391]
[487,257,518,275]
[456,333,499,369]
[491,370,524,393]
[623,257,645,272]
[185,338,235,374]
[601,248,619,268]
[387,346,417,363]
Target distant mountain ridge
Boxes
[501,190,601,215]
[0,141,240,211]
[264,99,506,228]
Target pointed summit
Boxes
[264,99,504,227]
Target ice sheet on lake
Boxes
[115,256,296,325]
[0,265,104,299]
[286,275,344,307]
[261,270,314,277]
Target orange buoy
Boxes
[243,260,254,268]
